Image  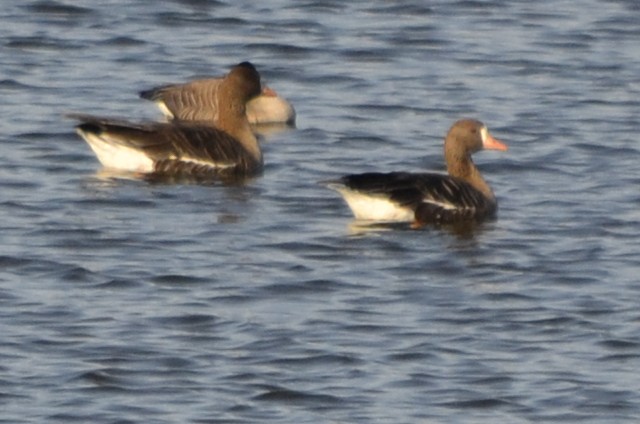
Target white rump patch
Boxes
[77,129,154,173]
[332,186,414,222]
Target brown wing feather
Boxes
[150,124,258,176]
[140,79,223,122]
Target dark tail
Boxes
[139,85,170,100]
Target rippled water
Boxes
[2,1,640,422]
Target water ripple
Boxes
[2,1,640,423]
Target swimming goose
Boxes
[140,71,295,125]
[329,119,508,226]
[71,62,263,179]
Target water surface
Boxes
[1,1,640,423]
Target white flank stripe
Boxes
[175,155,235,170]
[422,198,458,210]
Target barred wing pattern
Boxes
[140,79,223,122]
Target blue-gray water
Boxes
[2,1,640,423]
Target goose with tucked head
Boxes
[140,64,295,126]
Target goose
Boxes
[329,119,508,227]
[140,72,295,125]
[71,62,263,179]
